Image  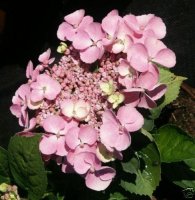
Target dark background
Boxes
[0,0,194,86]
[0,1,194,199]
[0,0,195,86]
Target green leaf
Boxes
[141,129,154,142]
[162,162,195,189]
[42,192,64,200]
[154,125,195,163]
[155,125,195,189]
[0,146,10,184]
[8,134,47,200]
[121,143,161,197]
[108,192,128,200]
[142,118,154,132]
[150,68,186,119]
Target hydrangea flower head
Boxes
[10,9,176,191]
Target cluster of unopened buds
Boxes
[0,183,20,200]
[10,9,176,191]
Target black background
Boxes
[0,0,194,86]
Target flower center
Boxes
[40,47,122,128]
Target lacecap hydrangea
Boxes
[10,9,176,191]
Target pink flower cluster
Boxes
[10,9,176,191]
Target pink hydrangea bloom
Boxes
[118,59,137,89]
[38,48,55,65]
[61,99,90,121]
[124,64,167,109]
[100,107,144,152]
[73,152,116,191]
[10,84,30,127]
[85,166,116,191]
[39,115,77,156]
[57,9,93,42]
[26,60,39,81]
[65,125,97,150]
[127,37,176,72]
[102,11,133,54]
[10,9,177,191]
[101,10,121,46]
[100,110,130,152]
[73,22,105,63]
[124,13,166,41]
[30,74,61,102]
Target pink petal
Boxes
[85,172,110,191]
[154,48,176,68]
[123,90,140,107]
[16,84,30,101]
[117,20,131,40]
[124,14,140,33]
[73,152,92,174]
[137,14,154,28]
[30,89,44,102]
[85,167,115,191]
[136,64,159,90]
[38,49,51,63]
[147,84,167,101]
[67,144,96,165]
[65,9,85,26]
[117,105,144,132]
[112,42,124,54]
[10,104,22,118]
[31,74,61,101]
[79,16,94,30]
[118,60,130,76]
[62,119,78,135]
[43,78,61,100]
[74,100,90,120]
[85,22,105,42]
[73,30,92,50]
[146,16,166,39]
[75,107,88,120]
[107,9,119,16]
[56,136,68,156]
[80,46,100,63]
[102,14,119,37]
[26,60,33,79]
[102,110,118,125]
[98,166,116,181]
[138,93,156,109]
[115,130,131,151]
[75,99,90,110]
[118,76,134,89]
[136,71,156,90]
[61,159,74,173]
[84,152,101,170]
[123,35,133,53]
[144,37,166,58]
[100,122,119,150]
[127,44,149,72]
[39,135,57,155]
[57,22,74,41]
[12,96,21,105]
[65,127,80,149]
[43,115,65,134]
[20,108,28,127]
[96,42,105,58]
[61,99,74,118]
[31,68,39,81]
[48,57,55,65]
[24,118,36,131]
[79,126,97,145]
